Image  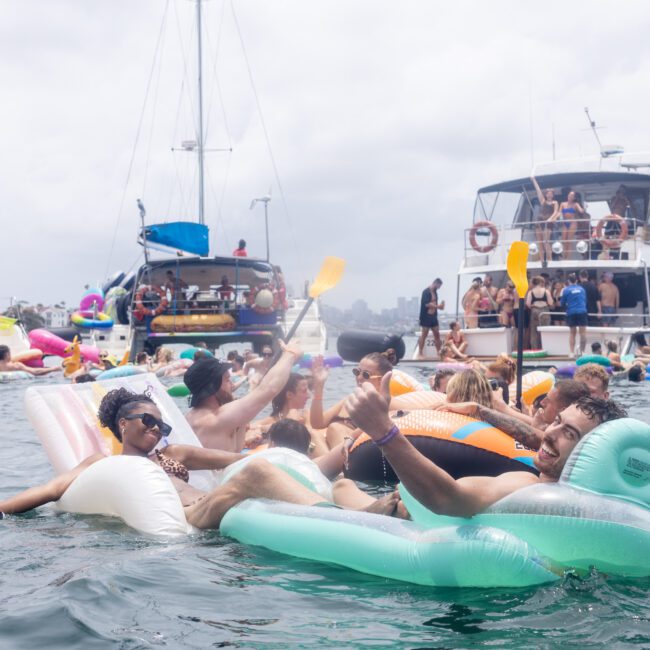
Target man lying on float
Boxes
[341,373,625,517]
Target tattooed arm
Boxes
[437,401,543,450]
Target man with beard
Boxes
[338,374,626,517]
[184,341,302,452]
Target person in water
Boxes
[0,345,60,377]
[310,350,396,450]
[244,344,275,389]
[0,389,396,522]
[530,176,560,265]
[417,278,444,358]
[343,374,625,517]
[184,341,303,453]
[573,363,610,400]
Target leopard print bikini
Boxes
[154,449,189,483]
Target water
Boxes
[2,365,650,649]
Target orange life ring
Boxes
[596,214,628,249]
[469,221,499,253]
[134,285,169,318]
[250,283,279,314]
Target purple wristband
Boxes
[373,424,399,447]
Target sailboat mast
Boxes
[196,0,205,226]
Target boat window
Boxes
[473,191,521,226]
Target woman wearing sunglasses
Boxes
[309,351,396,450]
[0,387,243,521]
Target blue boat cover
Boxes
[143,222,209,256]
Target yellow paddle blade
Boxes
[118,350,130,366]
[507,241,530,297]
[0,316,17,331]
[309,256,345,299]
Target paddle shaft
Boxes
[270,297,314,364]
[515,296,525,410]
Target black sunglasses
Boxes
[262,351,273,358]
[123,412,172,436]
[352,367,382,381]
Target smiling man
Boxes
[345,375,626,518]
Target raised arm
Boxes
[212,341,302,434]
[530,176,544,204]
[0,454,103,515]
[345,376,535,517]
[309,356,346,429]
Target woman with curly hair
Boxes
[0,388,336,527]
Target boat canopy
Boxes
[478,171,650,195]
[141,222,210,257]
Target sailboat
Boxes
[94,1,326,360]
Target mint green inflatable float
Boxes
[221,418,650,586]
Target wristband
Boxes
[373,424,399,447]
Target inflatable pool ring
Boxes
[103,287,128,322]
[297,354,344,370]
[510,350,548,359]
[179,347,215,361]
[576,354,611,367]
[134,285,168,319]
[509,370,555,407]
[469,220,499,253]
[596,214,628,249]
[150,314,235,333]
[336,330,406,363]
[390,390,446,411]
[168,383,191,398]
[96,365,148,380]
[345,410,538,482]
[389,369,424,396]
[0,371,33,382]
[28,328,101,363]
[555,364,576,378]
[435,362,470,372]
[400,417,650,578]
[250,283,279,314]
[79,288,105,312]
[70,310,114,330]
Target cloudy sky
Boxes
[3,0,650,312]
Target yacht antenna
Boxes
[196,0,205,226]
[584,107,604,154]
[137,199,149,263]
[250,190,272,261]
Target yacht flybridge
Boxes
[420,153,650,360]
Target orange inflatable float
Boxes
[346,410,537,482]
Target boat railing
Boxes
[464,218,648,266]
[459,309,648,330]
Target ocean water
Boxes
[2,364,650,649]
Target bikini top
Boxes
[531,288,551,307]
[154,449,190,483]
[562,206,576,215]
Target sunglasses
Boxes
[352,368,382,381]
[262,352,273,358]
[123,412,172,436]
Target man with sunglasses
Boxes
[343,374,625,517]
[184,340,303,453]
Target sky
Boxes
[3,0,650,312]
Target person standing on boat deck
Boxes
[233,239,247,257]
[461,277,482,329]
[417,278,444,358]
[530,176,560,265]
[559,190,585,258]
[477,275,499,328]
[579,269,601,326]
[525,276,553,350]
[496,281,516,327]
[165,270,188,314]
[561,273,588,358]
[184,342,303,452]
[598,272,619,327]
